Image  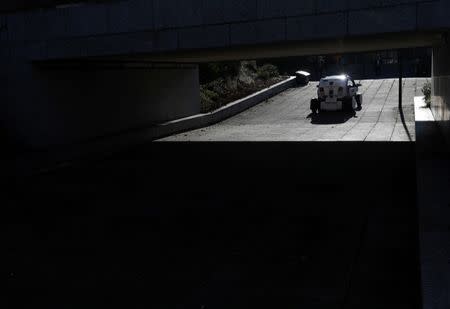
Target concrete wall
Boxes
[2,61,199,151]
[0,1,117,13]
[431,39,450,146]
[1,0,449,62]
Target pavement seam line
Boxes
[342,79,385,140]
[340,78,379,139]
[364,78,396,141]
[389,77,410,141]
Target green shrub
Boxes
[205,78,228,96]
[199,62,241,84]
[199,62,283,112]
[256,64,279,81]
[421,81,431,107]
[200,86,220,113]
[243,61,257,73]
[201,86,219,101]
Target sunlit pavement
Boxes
[160,78,429,142]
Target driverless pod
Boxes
[310,74,363,113]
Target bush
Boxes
[256,64,279,81]
[244,61,257,73]
[201,86,219,101]
[199,62,241,84]
[200,86,220,112]
[199,62,284,112]
[421,81,431,107]
[205,78,229,96]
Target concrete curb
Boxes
[414,96,434,122]
[154,76,297,140]
[414,95,436,155]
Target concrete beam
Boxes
[2,0,449,62]
[418,0,450,31]
[89,31,443,64]
[256,0,314,19]
[179,24,229,49]
[348,4,416,35]
[287,12,347,41]
[230,19,286,45]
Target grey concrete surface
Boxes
[2,63,200,150]
[160,78,429,142]
[432,42,450,147]
[415,97,450,309]
[0,0,448,61]
[5,141,421,309]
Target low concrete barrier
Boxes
[154,76,297,140]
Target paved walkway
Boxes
[160,78,429,142]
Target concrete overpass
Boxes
[1,0,450,151]
[1,0,449,62]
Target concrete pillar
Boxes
[419,36,450,309]
[431,36,450,147]
[2,61,200,152]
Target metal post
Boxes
[398,49,411,141]
[398,50,402,108]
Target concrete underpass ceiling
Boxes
[84,31,445,64]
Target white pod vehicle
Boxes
[310,74,363,113]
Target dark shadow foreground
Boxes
[308,110,358,125]
[5,142,421,309]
